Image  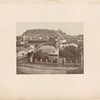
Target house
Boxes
[17,51,25,60]
[38,46,59,61]
[30,45,34,49]
[60,40,66,44]
[60,42,78,48]
[39,46,55,53]
[17,46,33,60]
[39,37,42,39]
[59,40,67,47]
[69,43,78,47]
[20,41,25,45]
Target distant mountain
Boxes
[22,29,69,39]
[22,29,83,42]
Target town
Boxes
[16,29,84,74]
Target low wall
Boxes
[29,57,81,66]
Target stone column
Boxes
[30,58,32,62]
[63,58,66,65]
[35,59,37,63]
[51,59,53,63]
[40,59,42,63]
[57,58,59,65]
[46,59,48,63]
[70,60,72,63]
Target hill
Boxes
[22,29,83,45]
[22,29,69,39]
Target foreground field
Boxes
[17,58,83,74]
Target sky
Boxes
[16,22,83,36]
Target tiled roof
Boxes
[17,46,33,52]
[38,46,56,53]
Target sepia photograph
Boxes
[1,0,100,99]
[16,22,84,74]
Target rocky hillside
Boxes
[22,29,69,39]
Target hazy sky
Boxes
[16,22,83,36]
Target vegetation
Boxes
[59,45,81,60]
[17,29,83,61]
[23,29,67,39]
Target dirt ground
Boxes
[17,58,83,74]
